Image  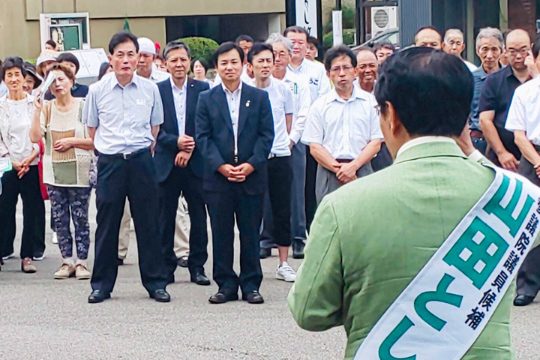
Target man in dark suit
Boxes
[196,42,274,304]
[154,41,211,286]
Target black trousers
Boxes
[0,166,45,259]
[91,150,168,294]
[159,166,208,279]
[305,149,317,234]
[371,142,393,172]
[260,156,293,248]
[206,186,264,294]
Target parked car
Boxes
[352,27,399,51]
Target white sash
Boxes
[355,167,540,360]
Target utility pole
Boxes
[333,0,343,45]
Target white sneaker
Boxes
[2,252,15,261]
[276,262,297,282]
[51,232,58,244]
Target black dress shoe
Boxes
[514,294,535,306]
[190,270,211,286]
[260,248,272,259]
[242,291,265,304]
[177,255,189,268]
[150,289,171,303]
[117,258,124,266]
[209,291,239,304]
[88,290,111,304]
[292,240,305,259]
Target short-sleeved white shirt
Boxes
[506,77,540,146]
[249,77,294,156]
[288,58,331,102]
[302,87,383,160]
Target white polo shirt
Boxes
[288,58,331,102]
[506,77,540,146]
[249,77,294,156]
[302,86,383,160]
[282,69,311,144]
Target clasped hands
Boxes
[218,163,255,183]
[331,160,359,185]
[175,135,196,168]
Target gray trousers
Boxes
[291,143,307,241]
[315,162,373,204]
[517,154,540,297]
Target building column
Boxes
[508,0,536,38]
[399,0,432,47]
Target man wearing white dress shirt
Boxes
[247,43,297,282]
[505,40,540,306]
[302,45,383,203]
[264,33,311,260]
[284,26,331,257]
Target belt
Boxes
[336,159,353,163]
[98,147,150,160]
[470,129,483,139]
[268,153,290,159]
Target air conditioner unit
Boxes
[371,6,398,37]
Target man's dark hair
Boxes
[247,43,275,64]
[56,52,80,74]
[284,26,309,41]
[190,57,210,73]
[374,42,396,54]
[108,31,139,55]
[163,40,191,59]
[235,35,254,44]
[414,26,442,42]
[375,47,473,137]
[45,39,57,49]
[324,45,357,71]
[308,36,320,47]
[213,42,245,66]
[1,57,27,81]
[533,35,540,59]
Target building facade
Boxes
[0,0,286,59]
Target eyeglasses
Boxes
[273,51,288,59]
[507,48,530,56]
[330,65,355,73]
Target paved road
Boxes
[0,198,539,359]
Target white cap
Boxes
[138,37,156,55]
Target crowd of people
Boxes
[0,22,540,317]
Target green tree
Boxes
[178,37,219,66]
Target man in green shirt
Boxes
[289,47,539,359]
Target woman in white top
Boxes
[30,63,94,280]
[191,58,214,87]
[0,57,45,273]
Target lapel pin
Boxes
[246,100,251,107]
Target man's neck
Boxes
[254,76,271,89]
[483,63,500,75]
[335,85,354,101]
[172,76,186,89]
[273,68,286,80]
[137,68,152,80]
[222,79,241,93]
[7,89,25,101]
[358,79,374,93]
[116,73,134,87]
[290,57,304,69]
[512,66,530,83]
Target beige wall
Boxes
[1,0,284,60]
[26,0,285,20]
[90,18,166,54]
[0,0,40,60]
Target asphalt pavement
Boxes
[0,197,539,359]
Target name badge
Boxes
[136,99,152,106]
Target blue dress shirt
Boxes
[83,74,164,155]
[469,66,487,131]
